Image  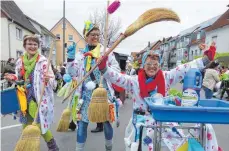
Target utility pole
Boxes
[63,0,66,63]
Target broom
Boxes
[62,8,180,104]
[14,41,55,151]
[88,76,110,122]
[87,0,120,123]
[56,81,75,132]
[56,0,117,130]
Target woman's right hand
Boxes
[4,73,17,81]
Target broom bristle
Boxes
[88,100,109,123]
[14,124,41,151]
[88,85,110,123]
[124,8,180,37]
[56,108,71,132]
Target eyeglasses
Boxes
[26,43,38,47]
[145,62,159,68]
[148,54,160,61]
[89,33,100,37]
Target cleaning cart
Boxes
[145,98,229,151]
[144,69,229,151]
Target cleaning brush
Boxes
[107,0,120,14]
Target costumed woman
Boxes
[65,21,120,151]
[5,35,59,150]
[98,42,220,151]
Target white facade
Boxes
[189,44,203,60]
[1,17,9,60]
[1,18,33,60]
[206,25,229,53]
[28,19,56,65]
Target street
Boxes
[1,84,229,151]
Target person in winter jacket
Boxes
[202,61,220,99]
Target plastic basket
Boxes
[146,99,229,124]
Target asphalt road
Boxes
[1,84,229,151]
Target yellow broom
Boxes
[88,0,112,123]
[56,80,76,132]
[56,103,71,132]
[88,76,110,122]
[14,41,54,151]
[62,8,180,104]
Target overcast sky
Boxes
[15,0,228,54]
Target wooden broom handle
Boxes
[62,34,126,103]
[103,0,110,53]
[33,41,55,124]
[62,8,180,103]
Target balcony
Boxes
[170,56,177,63]
[182,41,189,47]
[191,38,205,45]
[169,52,177,63]
[41,35,53,50]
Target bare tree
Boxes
[89,8,122,47]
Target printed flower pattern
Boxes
[15,56,55,134]
[103,58,217,151]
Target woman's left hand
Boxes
[43,74,53,85]
[98,56,108,70]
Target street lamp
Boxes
[63,0,66,63]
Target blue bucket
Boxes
[1,88,20,115]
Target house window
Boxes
[212,36,217,43]
[16,50,23,58]
[16,27,22,40]
[185,37,189,45]
[62,23,66,29]
[199,49,202,55]
[56,34,60,40]
[68,35,73,41]
[172,41,175,47]
[195,50,197,56]
[197,32,200,40]
[44,35,49,45]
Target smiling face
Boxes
[23,36,39,56]
[143,55,160,77]
[24,40,39,55]
[85,29,100,46]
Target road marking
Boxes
[0,124,22,130]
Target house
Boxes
[113,52,129,71]
[174,33,191,64]
[1,1,39,60]
[151,40,162,51]
[166,15,220,67]
[163,36,178,69]
[128,40,163,69]
[159,37,173,69]
[188,15,220,61]
[26,15,56,65]
[50,18,86,66]
[205,9,229,54]
[166,7,229,66]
